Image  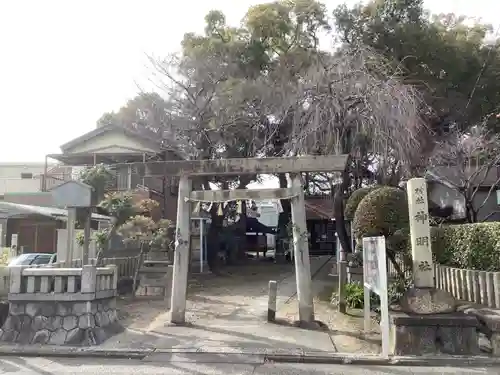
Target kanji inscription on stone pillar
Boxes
[406,178,434,288]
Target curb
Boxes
[0,346,151,360]
[0,346,500,367]
[266,353,500,367]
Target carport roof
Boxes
[0,202,111,222]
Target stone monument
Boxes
[400,177,455,314]
[390,177,479,355]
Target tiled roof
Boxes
[305,196,334,220]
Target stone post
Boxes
[82,207,92,265]
[290,173,314,323]
[337,234,347,314]
[108,264,119,291]
[9,266,23,294]
[81,265,97,294]
[401,178,456,314]
[170,175,192,324]
[66,207,77,267]
[267,280,277,322]
[406,178,434,288]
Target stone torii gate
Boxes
[128,155,349,324]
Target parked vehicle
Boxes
[6,253,83,292]
[7,253,57,267]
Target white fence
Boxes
[68,257,137,279]
[9,265,117,300]
[434,264,500,308]
[0,256,137,298]
[352,255,500,309]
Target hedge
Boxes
[344,186,380,221]
[431,222,500,271]
[352,186,409,241]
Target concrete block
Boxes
[32,316,49,331]
[25,303,40,317]
[50,316,62,331]
[65,327,84,345]
[81,265,97,294]
[1,330,18,342]
[17,328,35,344]
[78,314,95,329]
[438,326,479,355]
[32,329,50,344]
[390,311,479,356]
[9,303,24,315]
[72,302,89,315]
[63,315,78,330]
[9,266,22,294]
[3,316,21,332]
[41,303,57,317]
[48,329,67,345]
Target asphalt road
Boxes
[0,357,495,375]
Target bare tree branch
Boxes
[429,123,500,222]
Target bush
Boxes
[431,222,500,271]
[0,248,11,266]
[343,282,365,308]
[352,186,409,241]
[344,186,380,221]
[333,278,410,312]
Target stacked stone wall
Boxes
[0,297,122,345]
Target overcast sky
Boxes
[0,0,498,163]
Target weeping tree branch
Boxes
[264,46,426,253]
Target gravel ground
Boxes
[113,259,380,354]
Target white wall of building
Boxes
[256,200,280,250]
[0,163,51,195]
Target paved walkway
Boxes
[102,256,363,354]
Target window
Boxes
[20,172,33,179]
[32,255,53,265]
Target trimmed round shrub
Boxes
[352,186,409,241]
[431,222,500,271]
[344,186,380,221]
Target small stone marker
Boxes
[267,280,277,322]
[401,178,456,314]
[406,178,434,288]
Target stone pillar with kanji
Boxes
[407,178,434,288]
[400,178,456,314]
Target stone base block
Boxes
[400,287,456,314]
[136,285,170,299]
[136,264,173,300]
[457,304,500,356]
[0,298,122,346]
[390,311,479,356]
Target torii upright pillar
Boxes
[290,173,314,323]
[170,175,192,324]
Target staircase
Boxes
[135,250,173,299]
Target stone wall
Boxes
[0,297,122,346]
[0,264,122,346]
